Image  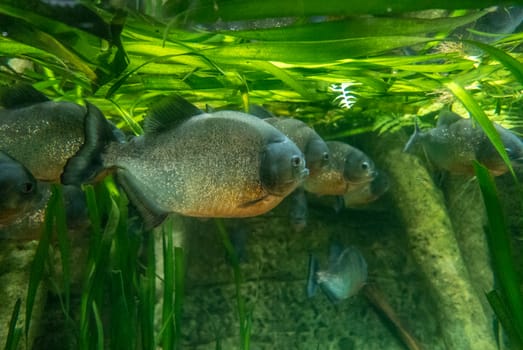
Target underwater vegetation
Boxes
[1,0,523,349]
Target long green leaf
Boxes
[250,61,317,100]
[214,219,251,350]
[226,10,489,41]
[139,233,156,350]
[79,183,115,349]
[2,21,97,81]
[4,298,22,350]
[92,301,104,350]
[105,53,217,98]
[182,0,512,21]
[25,187,55,341]
[161,219,175,350]
[207,36,432,62]
[174,247,185,350]
[486,290,522,348]
[445,80,515,177]
[474,162,523,346]
[53,185,71,316]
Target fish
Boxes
[264,118,330,179]
[0,183,90,239]
[288,186,308,232]
[344,170,389,208]
[304,141,377,195]
[0,84,120,184]
[307,244,368,301]
[0,151,40,226]
[403,111,523,176]
[249,106,330,179]
[468,6,523,44]
[103,96,309,228]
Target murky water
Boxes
[1,2,523,350]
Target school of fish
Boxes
[4,84,523,302]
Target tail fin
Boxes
[306,253,319,298]
[403,119,421,153]
[61,101,119,185]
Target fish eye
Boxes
[322,152,329,161]
[361,162,369,170]
[20,182,34,194]
[291,155,302,167]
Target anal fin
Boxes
[115,169,168,229]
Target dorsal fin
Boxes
[0,83,50,108]
[403,118,421,153]
[248,104,275,119]
[143,95,203,134]
[437,110,462,127]
[205,104,215,113]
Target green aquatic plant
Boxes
[159,217,185,350]
[1,2,523,139]
[4,298,22,350]
[474,162,523,349]
[24,185,65,346]
[215,219,252,350]
[8,177,181,349]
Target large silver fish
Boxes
[404,110,523,176]
[103,96,308,227]
[307,244,368,301]
[0,84,120,184]
[0,151,40,226]
[304,141,376,195]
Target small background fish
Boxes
[404,111,523,176]
[307,244,368,302]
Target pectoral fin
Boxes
[238,194,270,208]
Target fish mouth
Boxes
[346,170,378,185]
[298,168,310,180]
[267,170,309,197]
[281,171,308,187]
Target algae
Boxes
[371,130,496,349]
[443,175,495,317]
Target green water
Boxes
[1,1,523,349]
